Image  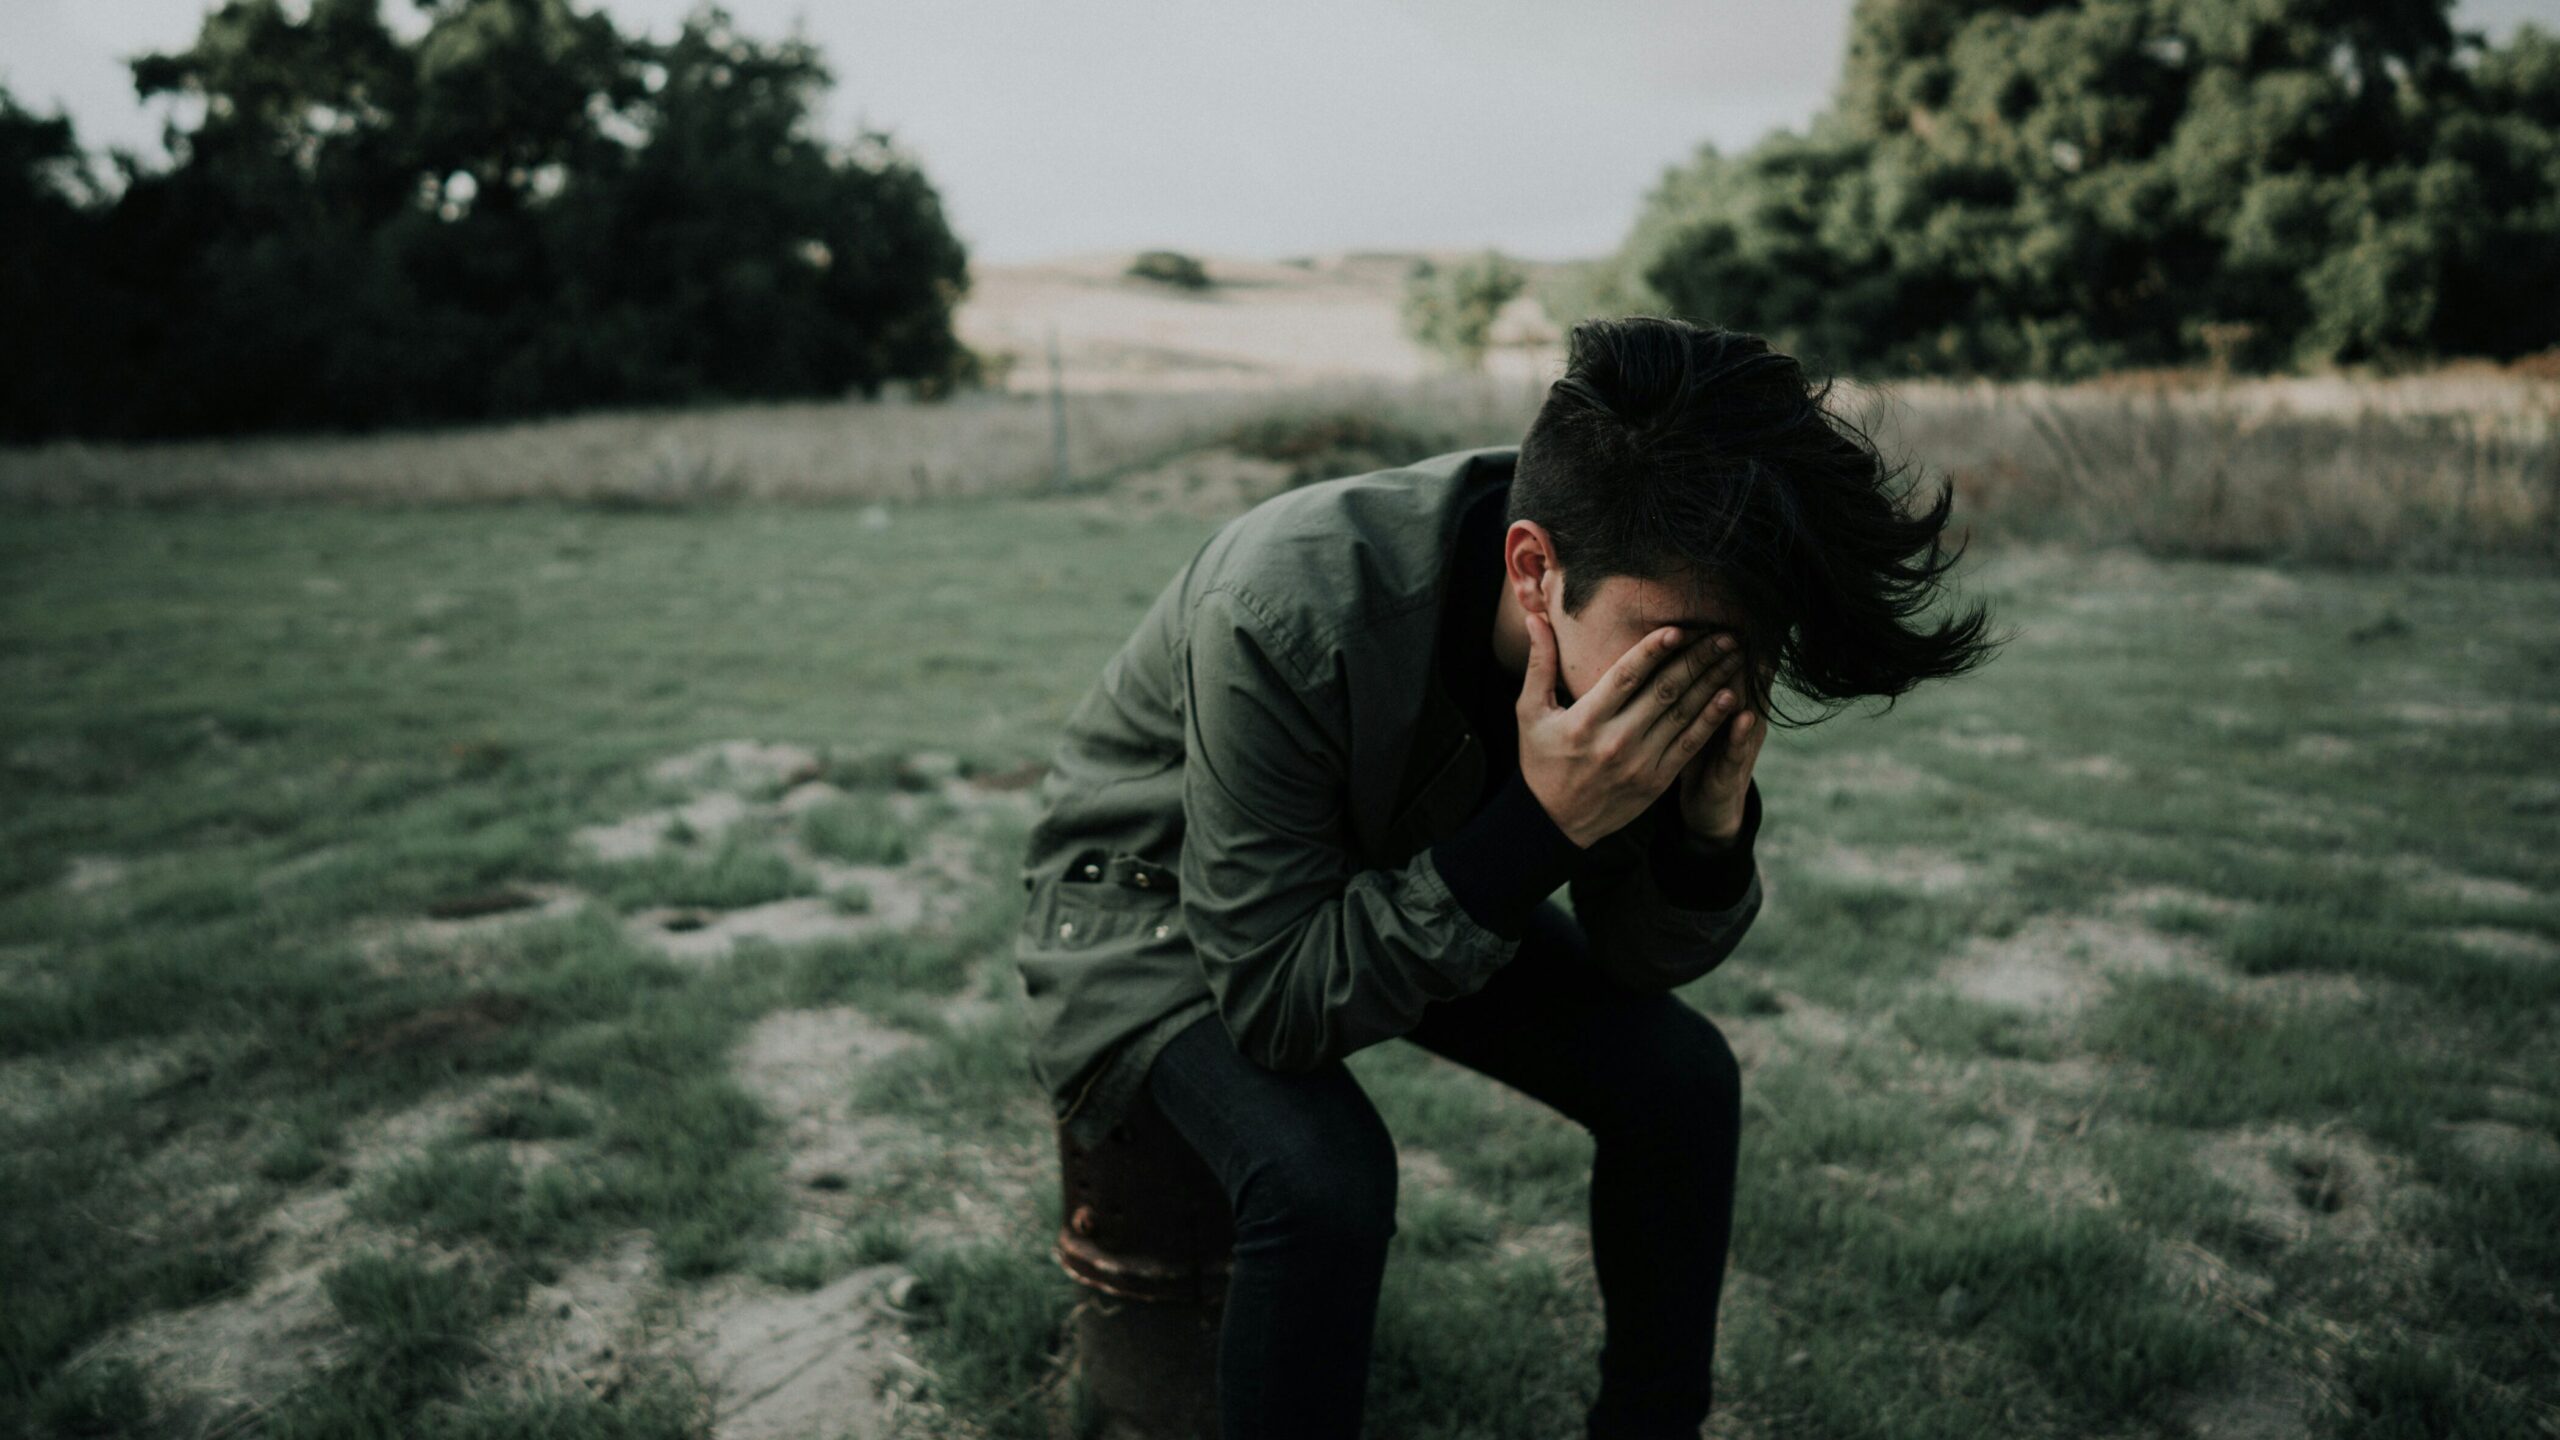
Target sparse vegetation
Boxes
[3,473,2553,1438]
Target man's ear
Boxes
[1504,520,1558,622]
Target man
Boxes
[1014,316,1999,1438]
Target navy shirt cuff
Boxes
[1647,776,1760,911]
[1429,768,1590,940]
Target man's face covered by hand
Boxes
[1543,569,1749,708]
[1501,518,1773,720]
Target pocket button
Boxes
[1059,921,1076,939]
[1152,923,1170,939]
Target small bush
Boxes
[1126,250,1211,290]
[1400,250,1526,371]
[1222,408,1468,488]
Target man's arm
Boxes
[1565,777,1764,992]
[1177,586,1519,1073]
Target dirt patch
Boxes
[488,1232,669,1404]
[2190,1125,2424,1270]
[575,791,754,862]
[2385,699,2514,727]
[2048,753,2131,781]
[582,741,1030,964]
[674,1266,914,1440]
[627,827,992,965]
[2289,734,2356,762]
[1937,914,2215,1017]
[724,1002,1034,1249]
[0,1035,198,1122]
[776,779,849,815]
[775,826,989,925]
[2100,885,2249,923]
[1495,1219,1594,1284]
[2507,778,2560,815]
[1775,997,1855,1051]
[2222,969,2390,1014]
[1948,1112,2120,1211]
[658,1005,995,1438]
[1397,1146,1459,1194]
[59,853,129,893]
[85,1251,351,1430]
[1792,749,1951,802]
[648,741,824,794]
[2441,926,2558,963]
[2005,812,2094,847]
[626,898,888,963]
[734,1005,928,1196]
[1803,840,1982,896]
[2168,1362,2322,1440]
[2154,1237,2278,1316]
[1721,1017,1782,1073]
[70,1086,508,1428]
[2404,864,2538,908]
[350,883,594,973]
[2440,1118,2560,1169]
[1939,729,2031,758]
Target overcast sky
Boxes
[6,0,2552,264]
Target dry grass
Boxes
[1859,369,2560,567]
[5,244,2553,567]
[0,373,1544,511]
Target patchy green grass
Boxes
[798,792,918,866]
[750,1211,917,1293]
[4,493,2555,1439]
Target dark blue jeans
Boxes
[1144,899,1744,1440]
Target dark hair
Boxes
[1509,315,2005,728]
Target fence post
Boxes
[1048,322,1070,493]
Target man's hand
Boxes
[1517,612,1755,849]
[1675,660,1770,850]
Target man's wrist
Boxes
[1679,813,1745,854]
[1429,768,1593,939]
[1649,778,1762,911]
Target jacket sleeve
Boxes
[1567,777,1765,992]
[1176,586,1519,1073]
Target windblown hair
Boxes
[1509,315,2005,728]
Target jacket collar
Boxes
[1363,446,1515,861]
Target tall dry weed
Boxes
[5,368,2550,568]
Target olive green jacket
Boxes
[1014,445,1764,1148]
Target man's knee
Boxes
[1594,1009,1742,1141]
[1234,1112,1399,1251]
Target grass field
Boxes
[4,482,2556,1440]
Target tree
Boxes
[0,0,975,439]
[1589,0,2560,377]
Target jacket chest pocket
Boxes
[1036,855,1183,949]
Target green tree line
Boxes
[1555,0,2560,378]
[1,0,975,441]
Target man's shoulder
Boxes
[1185,445,1514,665]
